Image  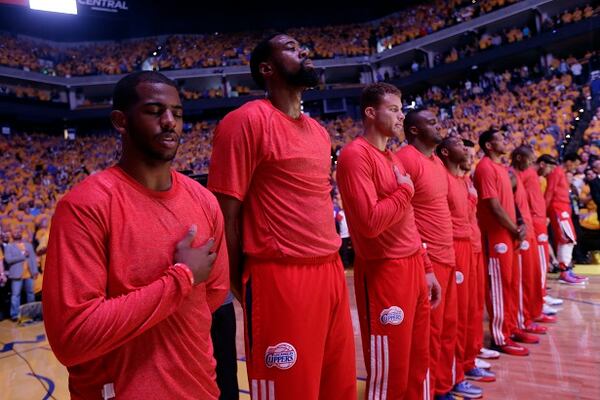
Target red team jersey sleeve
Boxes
[474,159,499,200]
[544,167,570,207]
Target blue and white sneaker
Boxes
[465,367,496,382]
[450,380,483,399]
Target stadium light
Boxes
[30,0,77,15]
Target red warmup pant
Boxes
[463,251,485,372]
[548,204,577,245]
[516,235,544,328]
[453,239,475,384]
[354,252,431,400]
[483,229,517,347]
[242,255,356,400]
[533,219,550,294]
[429,261,457,397]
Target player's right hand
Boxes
[175,225,217,284]
[393,165,414,193]
[517,224,527,242]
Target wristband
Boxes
[174,263,194,286]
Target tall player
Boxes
[511,146,562,318]
[459,140,500,374]
[43,71,229,399]
[536,154,587,285]
[398,109,457,400]
[473,129,529,357]
[208,34,356,400]
[337,83,441,399]
[437,137,496,398]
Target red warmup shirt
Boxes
[336,137,432,271]
[464,175,482,253]
[517,167,547,223]
[397,144,455,266]
[447,172,472,240]
[544,166,570,208]
[473,156,516,233]
[512,169,534,228]
[43,167,229,400]
[208,99,340,259]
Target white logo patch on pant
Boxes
[520,240,530,250]
[494,243,508,254]
[561,211,570,218]
[456,271,464,284]
[265,342,297,370]
[537,234,548,243]
[380,306,404,325]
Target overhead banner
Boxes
[77,0,129,14]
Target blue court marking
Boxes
[0,334,46,353]
[240,388,250,394]
[26,372,55,400]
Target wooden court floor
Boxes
[1,269,599,400]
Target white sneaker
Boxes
[543,303,558,315]
[479,348,500,359]
[475,358,491,369]
[544,295,563,306]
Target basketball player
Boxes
[512,146,561,320]
[43,71,229,399]
[397,109,457,400]
[337,83,441,399]
[208,34,356,400]
[537,154,587,285]
[437,136,489,399]
[473,129,528,357]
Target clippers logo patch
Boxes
[265,343,297,370]
[456,271,464,284]
[494,243,508,254]
[521,240,530,250]
[380,306,404,325]
[561,211,569,218]
[537,234,548,243]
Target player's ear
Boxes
[259,61,273,81]
[110,110,128,137]
[364,106,376,120]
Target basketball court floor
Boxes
[1,268,599,400]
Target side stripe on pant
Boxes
[489,258,505,346]
[538,245,547,291]
[368,334,389,400]
[423,369,430,400]
[559,219,576,243]
[251,380,275,400]
[517,254,525,330]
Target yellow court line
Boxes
[574,264,600,275]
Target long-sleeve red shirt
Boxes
[517,167,547,224]
[544,166,570,208]
[43,166,229,400]
[336,137,432,271]
[447,172,471,240]
[397,144,455,266]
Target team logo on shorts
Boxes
[494,243,508,254]
[265,342,297,370]
[537,234,548,243]
[380,306,404,325]
[561,211,569,218]
[520,240,530,250]
[455,271,464,284]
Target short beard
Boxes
[285,62,320,88]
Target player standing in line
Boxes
[458,140,500,376]
[511,146,561,319]
[536,155,588,285]
[508,158,548,343]
[337,83,441,400]
[437,137,492,399]
[397,109,457,400]
[473,129,529,357]
[208,34,356,400]
[43,71,229,399]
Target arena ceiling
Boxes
[0,1,420,41]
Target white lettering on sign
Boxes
[78,0,129,12]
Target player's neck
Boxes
[267,86,303,120]
[118,153,173,192]
[363,128,388,151]
[411,139,435,157]
[488,152,502,163]
[445,161,461,176]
